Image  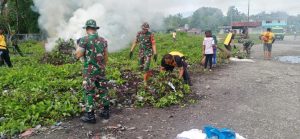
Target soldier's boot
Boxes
[183,79,192,86]
[99,106,110,119]
[81,111,96,123]
[187,80,193,86]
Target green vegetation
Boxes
[135,72,191,108]
[0,0,297,137]
[164,6,246,32]
[0,32,218,136]
[0,42,82,135]
[164,7,300,33]
[0,0,39,33]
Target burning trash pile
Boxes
[41,38,77,65]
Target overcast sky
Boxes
[164,0,300,16]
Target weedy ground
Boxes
[0,32,229,136]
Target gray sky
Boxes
[164,0,300,16]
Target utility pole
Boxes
[246,0,250,35]
[247,0,250,23]
[231,12,233,29]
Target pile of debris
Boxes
[107,69,196,108]
[41,38,77,65]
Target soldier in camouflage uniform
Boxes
[129,22,157,85]
[11,30,24,56]
[75,19,109,123]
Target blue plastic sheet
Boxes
[204,125,236,139]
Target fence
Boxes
[4,33,46,43]
[13,33,46,42]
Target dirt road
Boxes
[32,36,300,139]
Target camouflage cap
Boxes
[83,19,100,29]
[141,22,150,29]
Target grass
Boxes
[0,32,227,136]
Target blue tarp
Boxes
[204,125,236,139]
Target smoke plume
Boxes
[32,0,176,52]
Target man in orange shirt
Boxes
[261,28,275,60]
[0,29,12,67]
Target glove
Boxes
[72,51,79,61]
[153,54,157,62]
[129,51,133,59]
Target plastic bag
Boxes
[176,129,206,139]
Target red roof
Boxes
[231,22,261,27]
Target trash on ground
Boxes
[168,82,176,92]
[275,56,300,64]
[230,57,255,63]
[176,129,206,139]
[55,121,62,126]
[20,128,34,138]
[176,125,246,139]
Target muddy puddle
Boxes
[275,56,300,64]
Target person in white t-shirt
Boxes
[172,31,177,42]
[202,30,216,71]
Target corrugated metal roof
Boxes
[231,22,261,27]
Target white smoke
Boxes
[33,0,174,52]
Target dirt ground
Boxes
[31,36,300,139]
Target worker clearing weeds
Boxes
[0,29,13,67]
[160,51,192,86]
[224,30,236,52]
[130,22,157,86]
[172,31,177,42]
[11,30,24,56]
[75,19,110,123]
[241,28,254,58]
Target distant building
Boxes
[261,19,287,28]
[219,26,232,34]
[231,22,262,34]
[231,22,261,29]
[176,27,187,32]
[184,24,189,30]
[187,28,201,35]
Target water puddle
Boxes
[275,56,300,64]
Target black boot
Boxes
[184,79,193,86]
[99,106,110,119]
[187,80,193,86]
[81,111,96,123]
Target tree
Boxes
[251,11,289,21]
[0,0,12,34]
[164,13,188,31]
[0,0,39,34]
[190,7,224,32]
[0,0,8,13]
[226,6,247,25]
[288,15,300,31]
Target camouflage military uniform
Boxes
[78,33,109,113]
[136,31,155,71]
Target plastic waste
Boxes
[176,129,206,139]
[204,125,236,139]
[176,126,246,139]
[168,82,176,92]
